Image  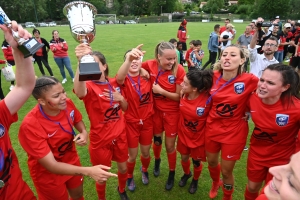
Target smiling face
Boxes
[129,57,142,74]
[181,75,196,95]
[265,152,300,200]
[53,31,59,40]
[157,49,177,71]
[257,69,289,104]
[220,46,245,73]
[38,83,67,111]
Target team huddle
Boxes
[1,19,300,200]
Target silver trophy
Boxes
[63,1,101,81]
[0,7,44,58]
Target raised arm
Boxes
[250,29,259,49]
[0,21,36,115]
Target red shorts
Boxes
[205,138,245,161]
[152,109,179,137]
[35,160,83,200]
[126,117,153,148]
[247,154,273,183]
[89,130,128,166]
[177,138,206,161]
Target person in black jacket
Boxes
[32,29,54,76]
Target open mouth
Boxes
[269,180,280,194]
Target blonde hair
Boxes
[213,44,247,75]
[155,41,178,77]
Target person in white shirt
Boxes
[220,23,235,50]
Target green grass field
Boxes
[0,22,255,200]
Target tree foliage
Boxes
[257,0,290,19]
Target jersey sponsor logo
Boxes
[252,127,277,143]
[276,114,289,126]
[0,124,5,138]
[216,103,238,117]
[48,130,58,138]
[184,119,199,133]
[58,138,74,156]
[70,110,74,122]
[104,104,121,121]
[153,91,165,99]
[140,92,151,106]
[168,75,175,84]
[196,107,205,116]
[234,82,245,94]
[1,149,13,185]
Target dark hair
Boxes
[91,51,109,77]
[177,41,182,47]
[32,76,59,99]
[214,24,220,30]
[155,41,178,76]
[52,30,58,39]
[225,18,230,22]
[264,63,300,107]
[266,36,279,45]
[193,40,202,46]
[169,38,177,44]
[295,22,300,27]
[32,28,40,35]
[186,69,213,92]
[189,40,195,45]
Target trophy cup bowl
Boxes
[0,7,44,58]
[63,1,101,81]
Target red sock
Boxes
[126,161,136,178]
[152,142,162,159]
[140,155,150,172]
[181,159,190,175]
[167,150,177,171]
[193,163,203,180]
[70,197,84,200]
[208,163,221,182]
[118,171,128,193]
[96,182,106,200]
[222,184,234,200]
[244,185,258,200]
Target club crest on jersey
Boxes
[196,107,205,116]
[70,110,75,121]
[168,75,175,84]
[276,114,289,126]
[0,124,5,138]
[234,82,245,94]
[115,87,121,93]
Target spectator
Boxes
[220,23,235,51]
[185,40,194,68]
[169,38,180,65]
[188,40,204,70]
[1,39,15,90]
[203,24,220,70]
[237,25,253,71]
[177,42,185,66]
[177,19,189,55]
[277,23,293,63]
[32,29,54,76]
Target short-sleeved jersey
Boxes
[206,71,258,144]
[120,75,154,123]
[248,93,300,165]
[178,92,211,148]
[0,100,35,199]
[19,99,82,186]
[81,78,126,147]
[142,59,185,112]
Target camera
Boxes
[256,22,272,28]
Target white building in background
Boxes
[180,0,192,3]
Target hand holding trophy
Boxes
[0,7,44,58]
[63,1,101,81]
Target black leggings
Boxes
[0,70,5,99]
[202,51,217,70]
[35,56,53,76]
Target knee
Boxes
[165,144,175,153]
[119,167,127,174]
[247,183,262,193]
[141,151,150,158]
[221,170,233,180]
[153,136,162,146]
[207,157,219,167]
[192,159,201,168]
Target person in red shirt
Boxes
[32,29,53,76]
[185,40,194,68]
[177,69,213,194]
[257,151,300,200]
[74,44,129,200]
[1,39,15,90]
[0,21,36,200]
[177,19,189,55]
[49,30,74,84]
[142,41,186,190]
[116,45,154,191]
[19,76,116,200]
[244,64,300,200]
[205,45,259,200]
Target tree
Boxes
[289,0,300,18]
[238,0,253,5]
[257,0,290,19]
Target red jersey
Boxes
[219,26,226,35]
[120,75,154,123]
[178,92,211,148]
[185,48,193,67]
[248,93,300,166]
[142,59,185,112]
[206,71,258,144]
[80,78,126,147]
[19,99,82,187]
[0,100,36,200]
[35,39,43,56]
[49,38,69,58]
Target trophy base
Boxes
[18,38,44,58]
[79,62,102,81]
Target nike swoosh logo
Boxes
[170,133,177,136]
[250,111,256,113]
[48,130,58,137]
[99,94,104,97]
